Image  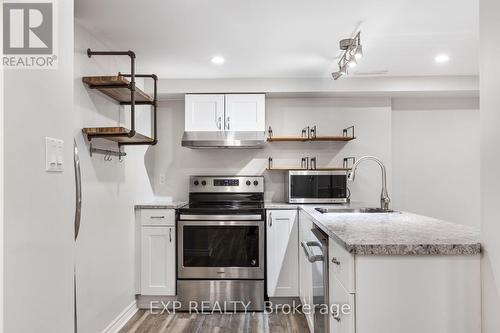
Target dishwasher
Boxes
[301,225,329,333]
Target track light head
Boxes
[340,38,355,51]
[332,31,363,80]
[332,71,343,80]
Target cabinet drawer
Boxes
[329,239,355,293]
[266,209,298,227]
[330,277,355,333]
[140,209,175,226]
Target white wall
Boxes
[479,0,500,331]
[73,24,155,333]
[153,97,393,206]
[152,96,479,229]
[392,98,480,227]
[3,1,75,332]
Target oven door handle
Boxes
[301,241,324,263]
[179,214,262,221]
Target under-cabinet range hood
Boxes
[181,131,266,148]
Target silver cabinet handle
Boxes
[73,140,82,241]
[169,228,172,242]
[331,257,341,265]
[268,212,272,227]
[217,116,222,130]
[150,216,165,219]
[275,217,290,221]
[300,241,323,262]
[226,116,230,130]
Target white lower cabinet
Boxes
[329,275,355,333]
[140,226,176,295]
[295,210,481,333]
[329,234,356,333]
[266,209,298,297]
[298,210,315,332]
[326,238,480,333]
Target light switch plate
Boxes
[45,137,64,172]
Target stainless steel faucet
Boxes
[348,156,390,210]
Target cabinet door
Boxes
[329,277,355,333]
[141,226,176,295]
[266,210,298,297]
[185,94,225,131]
[298,210,314,332]
[330,238,355,293]
[224,94,265,131]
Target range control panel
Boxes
[189,176,264,193]
[214,179,239,187]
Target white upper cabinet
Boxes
[224,94,265,131]
[185,94,225,131]
[185,94,265,132]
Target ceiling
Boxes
[75,0,478,79]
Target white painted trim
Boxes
[101,301,138,333]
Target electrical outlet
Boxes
[159,173,167,185]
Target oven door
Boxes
[178,219,264,279]
[287,170,348,203]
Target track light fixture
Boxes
[331,32,363,80]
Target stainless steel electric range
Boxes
[177,176,265,311]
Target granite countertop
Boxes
[264,202,301,209]
[264,202,359,209]
[137,200,481,255]
[300,205,481,256]
[135,202,187,209]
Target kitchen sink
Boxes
[315,207,399,214]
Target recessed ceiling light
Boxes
[211,56,225,64]
[434,54,450,63]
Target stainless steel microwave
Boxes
[285,170,349,204]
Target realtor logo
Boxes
[2,0,58,69]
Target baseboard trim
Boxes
[101,300,138,333]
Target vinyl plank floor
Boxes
[118,311,310,333]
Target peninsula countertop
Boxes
[300,205,481,256]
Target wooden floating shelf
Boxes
[267,136,355,142]
[82,76,153,104]
[266,167,351,171]
[82,127,154,144]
